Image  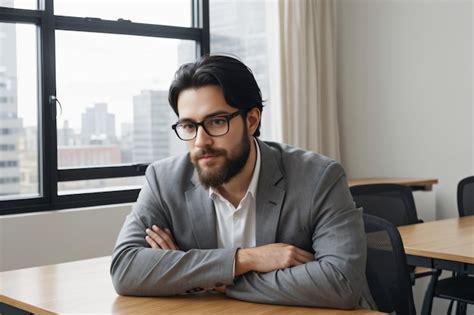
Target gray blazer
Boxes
[111,139,376,310]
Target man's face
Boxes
[176,85,251,188]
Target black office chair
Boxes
[364,214,416,315]
[457,175,474,217]
[350,184,422,227]
[350,184,435,284]
[423,176,474,315]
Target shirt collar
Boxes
[209,137,261,200]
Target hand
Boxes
[235,243,313,276]
[145,225,179,250]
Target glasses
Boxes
[172,110,246,141]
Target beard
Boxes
[191,129,251,189]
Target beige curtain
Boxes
[278,0,340,160]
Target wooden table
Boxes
[0,257,381,314]
[348,178,438,191]
[398,215,474,314]
[398,215,474,271]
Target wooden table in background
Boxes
[0,257,381,314]
[398,215,474,271]
[348,178,438,191]
[398,215,474,315]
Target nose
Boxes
[194,125,213,148]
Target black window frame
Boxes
[0,0,210,215]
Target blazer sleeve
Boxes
[226,162,373,309]
[110,165,237,296]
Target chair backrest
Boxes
[457,176,474,217]
[350,184,420,227]
[363,214,416,315]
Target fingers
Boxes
[153,226,179,250]
[239,244,314,273]
[145,234,160,249]
[145,226,179,250]
[293,248,314,262]
[145,228,170,249]
[282,245,314,267]
[164,228,178,248]
[293,253,313,265]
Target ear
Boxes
[246,108,261,136]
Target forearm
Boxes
[111,246,237,296]
[227,260,362,309]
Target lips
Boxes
[199,154,220,161]
[192,148,225,165]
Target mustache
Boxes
[192,147,226,159]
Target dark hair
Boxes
[168,54,264,137]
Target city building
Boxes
[18,126,38,195]
[119,122,134,164]
[58,145,121,168]
[133,89,175,163]
[57,144,124,194]
[57,120,79,146]
[207,1,274,139]
[81,102,117,145]
[0,17,22,196]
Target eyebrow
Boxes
[177,110,232,123]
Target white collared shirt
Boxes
[209,138,261,250]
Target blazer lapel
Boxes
[185,171,218,249]
[255,140,286,246]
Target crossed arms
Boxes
[144,225,314,292]
[110,163,369,309]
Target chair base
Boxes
[435,276,474,304]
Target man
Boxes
[111,55,375,309]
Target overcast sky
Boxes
[13,0,191,136]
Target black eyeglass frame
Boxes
[171,109,248,141]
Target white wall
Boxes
[337,0,472,220]
[337,0,472,313]
[0,204,131,272]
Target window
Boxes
[53,0,192,27]
[55,32,193,193]
[0,22,39,202]
[0,0,37,10]
[209,0,279,141]
[0,0,210,214]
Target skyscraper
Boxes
[119,122,134,163]
[0,17,22,196]
[209,1,274,139]
[18,126,38,194]
[81,102,117,145]
[132,89,172,163]
[57,120,77,146]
